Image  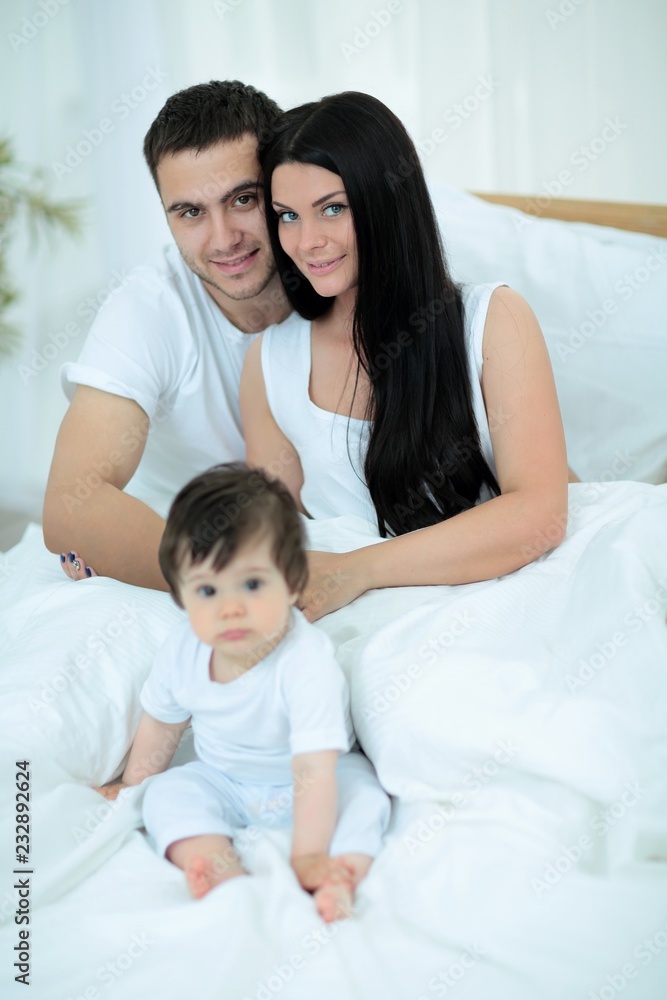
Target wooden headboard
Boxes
[470,193,667,239]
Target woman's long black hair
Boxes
[259,92,499,537]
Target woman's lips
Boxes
[211,249,259,274]
[306,256,344,276]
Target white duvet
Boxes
[1,481,667,999]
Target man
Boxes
[43,81,291,589]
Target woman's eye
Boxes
[244,578,263,592]
[198,585,215,597]
[323,204,345,217]
[277,210,299,224]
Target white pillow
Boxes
[428,180,667,485]
[0,525,184,785]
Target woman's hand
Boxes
[60,550,98,581]
[298,550,367,621]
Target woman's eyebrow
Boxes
[312,190,345,207]
[272,190,346,210]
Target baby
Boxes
[97,463,390,921]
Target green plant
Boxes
[0,135,83,352]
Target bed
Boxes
[1,187,666,1000]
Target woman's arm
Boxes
[240,337,307,512]
[299,287,569,619]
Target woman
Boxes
[240,91,569,622]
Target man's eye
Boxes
[235,194,255,207]
[277,210,299,224]
[198,585,215,597]
[182,208,201,219]
[245,578,263,591]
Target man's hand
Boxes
[290,854,354,893]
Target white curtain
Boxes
[0,0,665,516]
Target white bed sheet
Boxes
[1,481,667,999]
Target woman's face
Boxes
[271,163,358,302]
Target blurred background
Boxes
[0,0,665,544]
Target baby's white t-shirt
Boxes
[140,609,353,784]
[60,244,260,518]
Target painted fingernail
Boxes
[60,554,66,563]
[68,552,75,562]
[85,568,91,577]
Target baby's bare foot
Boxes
[185,854,247,899]
[313,878,354,923]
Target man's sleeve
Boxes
[60,266,190,421]
[281,625,352,757]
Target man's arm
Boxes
[42,385,168,589]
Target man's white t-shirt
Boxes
[61,244,259,518]
[140,609,354,785]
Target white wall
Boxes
[0,0,665,518]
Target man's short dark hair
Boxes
[159,463,308,607]
[143,80,283,188]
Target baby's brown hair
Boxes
[159,463,308,608]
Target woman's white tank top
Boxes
[260,282,506,526]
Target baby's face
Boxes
[178,533,297,671]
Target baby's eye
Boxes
[244,578,264,592]
[276,210,299,224]
[197,585,215,597]
[323,204,346,217]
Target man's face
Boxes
[157,134,276,311]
